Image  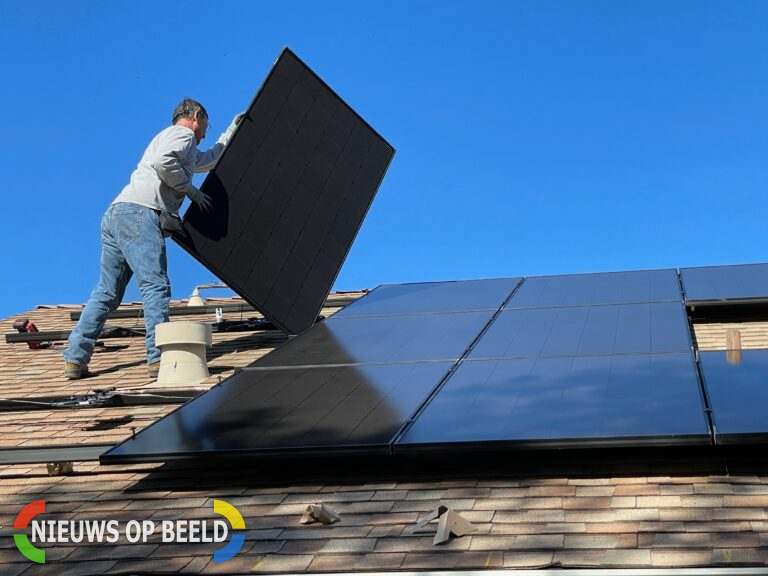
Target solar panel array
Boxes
[106,266,768,462]
[104,254,768,463]
[102,278,523,462]
[175,48,395,334]
[398,270,711,451]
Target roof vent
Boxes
[187,287,206,307]
[187,283,229,307]
[154,322,212,387]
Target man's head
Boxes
[172,98,209,144]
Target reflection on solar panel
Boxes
[176,48,395,334]
[469,302,691,359]
[333,278,522,318]
[506,269,681,309]
[253,312,496,367]
[397,353,710,450]
[700,350,768,444]
[681,263,768,304]
[102,362,453,462]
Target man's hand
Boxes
[189,186,213,212]
[218,112,247,146]
[230,111,246,130]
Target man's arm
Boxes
[151,128,197,194]
[152,128,212,211]
[194,142,225,172]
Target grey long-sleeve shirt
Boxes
[112,125,225,214]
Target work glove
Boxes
[188,186,213,212]
[217,111,246,146]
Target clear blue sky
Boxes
[1,1,767,320]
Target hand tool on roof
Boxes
[12,319,51,349]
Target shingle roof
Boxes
[0,294,359,449]
[2,293,768,573]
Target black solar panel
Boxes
[506,269,681,309]
[397,353,710,451]
[176,48,395,334]
[681,263,768,304]
[101,362,453,462]
[333,278,522,318]
[254,312,495,367]
[699,350,768,444]
[469,302,691,359]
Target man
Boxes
[64,98,242,379]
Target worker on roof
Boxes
[63,98,243,380]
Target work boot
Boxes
[64,362,88,380]
[148,363,160,379]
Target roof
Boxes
[2,292,768,574]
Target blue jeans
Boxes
[64,203,171,366]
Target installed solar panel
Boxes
[699,350,768,444]
[506,269,681,309]
[397,353,710,451]
[469,302,691,359]
[332,278,522,318]
[176,48,395,334]
[101,362,453,462]
[681,263,768,304]
[254,312,494,367]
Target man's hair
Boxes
[172,98,208,124]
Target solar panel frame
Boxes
[175,47,395,334]
[681,263,768,305]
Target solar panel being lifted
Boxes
[175,48,395,334]
[681,263,768,304]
